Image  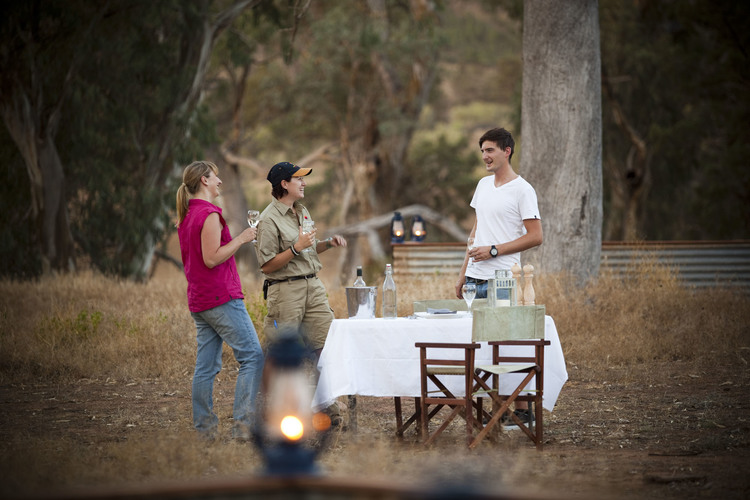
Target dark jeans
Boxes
[465,277,488,299]
[465,276,510,300]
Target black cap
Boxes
[267,161,312,186]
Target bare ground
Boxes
[1,356,748,500]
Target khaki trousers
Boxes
[263,276,333,350]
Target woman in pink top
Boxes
[176,161,264,441]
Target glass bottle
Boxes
[382,264,397,319]
[353,266,366,287]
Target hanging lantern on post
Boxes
[410,215,426,242]
[390,212,405,243]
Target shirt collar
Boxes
[271,197,304,217]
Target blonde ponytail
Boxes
[175,161,219,228]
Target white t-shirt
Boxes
[466,175,541,279]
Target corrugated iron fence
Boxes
[392,241,750,291]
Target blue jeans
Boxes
[465,277,488,299]
[465,277,510,300]
[190,299,264,437]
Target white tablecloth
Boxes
[313,315,568,412]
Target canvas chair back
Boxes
[412,298,488,313]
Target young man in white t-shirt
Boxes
[456,127,543,298]
[455,127,543,426]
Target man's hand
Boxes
[455,276,465,299]
[468,245,493,262]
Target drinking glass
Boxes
[302,219,315,253]
[247,210,260,243]
[462,282,476,316]
[467,236,476,263]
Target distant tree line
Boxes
[1,0,748,280]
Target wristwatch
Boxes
[489,245,498,258]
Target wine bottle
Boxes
[353,266,366,287]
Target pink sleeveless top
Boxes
[178,199,244,312]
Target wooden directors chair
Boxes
[470,305,549,450]
[412,301,550,450]
[393,299,486,439]
[411,299,488,446]
[416,341,489,446]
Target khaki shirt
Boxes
[255,198,322,280]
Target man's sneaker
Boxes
[502,409,533,430]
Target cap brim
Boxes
[292,167,312,177]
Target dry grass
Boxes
[538,259,750,379]
[4,264,746,386]
[0,263,748,498]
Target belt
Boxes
[466,277,488,285]
[263,274,317,299]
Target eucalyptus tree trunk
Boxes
[601,65,651,241]
[521,0,603,284]
[0,6,97,274]
[0,95,75,274]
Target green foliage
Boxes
[4,0,749,283]
[600,0,750,239]
[36,310,104,348]
[62,1,222,277]
[0,0,234,279]
[441,2,520,66]
[402,133,479,239]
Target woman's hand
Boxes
[239,226,256,244]
[329,234,347,248]
[298,225,317,251]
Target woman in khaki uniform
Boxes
[255,162,347,357]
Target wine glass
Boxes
[247,209,260,242]
[467,236,476,263]
[462,282,477,316]
[302,218,315,253]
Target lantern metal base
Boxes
[262,441,320,477]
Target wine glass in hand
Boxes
[462,282,477,316]
[247,210,260,242]
[467,236,476,263]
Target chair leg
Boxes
[465,398,474,447]
[394,397,403,434]
[534,400,544,451]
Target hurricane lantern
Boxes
[390,211,405,243]
[410,215,426,242]
[254,332,330,476]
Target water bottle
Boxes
[382,264,397,319]
[353,266,366,287]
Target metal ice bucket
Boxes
[345,286,378,319]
